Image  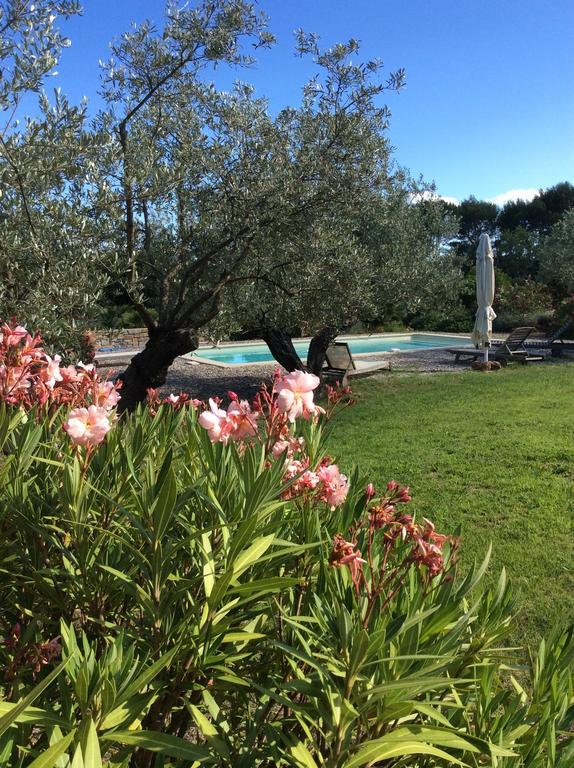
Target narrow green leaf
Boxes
[26,730,76,768]
[0,658,71,736]
[102,730,212,762]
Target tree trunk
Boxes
[307,326,339,377]
[261,327,306,372]
[117,327,199,413]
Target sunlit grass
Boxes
[328,361,574,648]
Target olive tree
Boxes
[538,208,574,297]
[0,1,106,354]
[91,2,404,409]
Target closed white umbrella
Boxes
[471,233,496,362]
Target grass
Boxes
[327,361,574,648]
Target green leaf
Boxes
[0,702,68,729]
[289,741,320,768]
[152,466,177,541]
[116,646,179,705]
[232,534,275,579]
[188,704,230,760]
[342,740,467,768]
[26,730,77,768]
[0,658,71,736]
[82,719,102,768]
[201,531,215,598]
[102,730,212,762]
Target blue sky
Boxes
[48,0,573,204]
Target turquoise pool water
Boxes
[188,334,464,366]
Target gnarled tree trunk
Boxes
[307,325,339,376]
[117,327,199,413]
[260,327,306,372]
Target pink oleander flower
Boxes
[329,533,366,587]
[227,399,259,440]
[198,398,229,443]
[282,458,320,499]
[272,439,290,459]
[39,354,63,390]
[1,323,28,347]
[365,482,375,499]
[317,463,349,509]
[275,370,320,422]
[59,365,83,384]
[63,405,112,447]
[95,381,121,409]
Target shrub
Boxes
[493,278,555,332]
[1,322,573,767]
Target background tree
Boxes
[0,0,103,355]
[445,196,498,270]
[538,208,574,298]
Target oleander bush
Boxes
[1,321,574,767]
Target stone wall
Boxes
[93,328,148,352]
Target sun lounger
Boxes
[491,327,544,363]
[445,347,485,363]
[322,342,356,386]
[447,327,545,365]
[547,319,574,356]
[322,342,389,385]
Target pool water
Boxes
[188,334,464,366]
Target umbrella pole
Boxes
[484,343,489,363]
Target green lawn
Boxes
[328,362,574,648]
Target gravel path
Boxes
[98,345,569,401]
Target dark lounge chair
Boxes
[491,326,544,363]
[447,327,544,364]
[547,319,574,356]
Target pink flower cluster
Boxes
[3,622,62,681]
[329,482,457,618]
[275,371,322,422]
[197,371,322,444]
[0,321,120,448]
[146,388,202,416]
[282,458,349,509]
[198,395,260,444]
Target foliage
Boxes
[538,208,574,297]
[493,277,554,332]
[1,326,574,766]
[496,226,539,279]
[0,2,110,354]
[497,182,574,235]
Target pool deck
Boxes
[97,341,569,402]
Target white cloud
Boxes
[438,194,459,205]
[487,188,539,206]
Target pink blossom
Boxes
[317,464,349,509]
[271,439,290,459]
[275,371,320,422]
[365,482,375,499]
[328,534,366,588]
[198,398,228,443]
[227,399,259,440]
[59,365,83,384]
[95,381,121,409]
[1,323,28,347]
[63,405,112,447]
[39,354,63,390]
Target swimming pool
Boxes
[187,333,467,366]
